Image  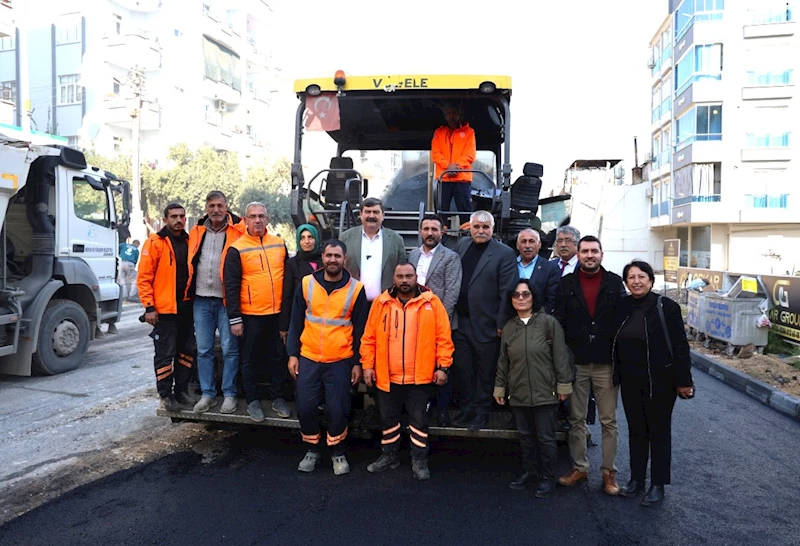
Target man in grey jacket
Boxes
[408,213,462,426]
[340,198,407,304]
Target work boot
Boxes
[641,485,665,507]
[412,458,430,480]
[332,455,350,476]
[271,398,291,418]
[248,401,265,422]
[436,408,452,427]
[534,478,555,499]
[467,414,487,432]
[603,470,620,496]
[558,468,588,486]
[619,478,645,498]
[159,396,182,412]
[367,451,400,473]
[193,396,217,413]
[297,451,321,473]
[509,471,540,490]
[451,410,474,428]
[220,396,238,414]
[175,390,199,407]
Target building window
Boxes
[652,85,661,123]
[661,127,672,166]
[174,28,183,37]
[676,0,725,39]
[56,15,82,45]
[746,169,788,208]
[677,227,689,267]
[58,75,82,105]
[651,41,662,76]
[0,35,15,51]
[113,14,122,35]
[1,80,16,102]
[676,104,722,148]
[745,106,792,148]
[690,225,711,269]
[112,79,120,95]
[747,69,794,86]
[748,1,796,24]
[675,44,723,95]
[113,136,122,152]
[73,177,111,228]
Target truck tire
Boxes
[31,299,91,376]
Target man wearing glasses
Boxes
[551,226,580,277]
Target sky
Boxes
[264,0,669,192]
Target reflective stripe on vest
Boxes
[304,275,358,327]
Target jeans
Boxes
[512,404,559,479]
[194,296,239,398]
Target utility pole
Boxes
[126,65,147,243]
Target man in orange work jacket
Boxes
[137,203,199,412]
[286,239,368,476]
[223,202,291,422]
[431,102,476,226]
[361,262,454,480]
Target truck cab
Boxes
[0,127,131,375]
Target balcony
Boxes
[105,97,161,131]
[744,3,796,38]
[202,5,239,51]
[742,70,794,101]
[104,29,162,71]
[673,140,724,170]
[670,195,727,224]
[673,194,721,206]
[201,77,242,105]
[109,0,162,11]
[741,133,793,162]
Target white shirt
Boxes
[361,229,383,301]
[416,244,439,286]
[553,254,578,277]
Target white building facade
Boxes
[0,0,276,166]
[647,0,799,275]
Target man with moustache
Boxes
[287,239,368,476]
[224,202,291,421]
[554,235,626,495]
[515,228,560,315]
[340,198,407,305]
[552,225,580,277]
[186,191,245,414]
[452,210,517,431]
[361,262,454,480]
[137,203,198,411]
[408,213,462,426]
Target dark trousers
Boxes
[453,318,500,416]
[151,309,195,399]
[512,404,559,480]
[239,313,286,403]
[621,383,677,485]
[436,382,452,411]
[296,357,351,457]
[378,383,434,459]
[440,181,473,225]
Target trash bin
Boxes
[686,290,706,335]
[702,293,768,348]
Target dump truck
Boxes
[0,125,131,376]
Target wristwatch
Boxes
[436,367,450,375]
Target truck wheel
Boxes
[31,299,91,376]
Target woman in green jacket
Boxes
[494,279,573,498]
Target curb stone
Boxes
[690,350,800,422]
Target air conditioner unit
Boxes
[647,57,656,69]
[645,186,654,198]
[216,99,226,112]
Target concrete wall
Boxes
[728,226,800,275]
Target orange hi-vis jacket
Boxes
[431,122,476,183]
[224,231,287,317]
[299,273,364,363]
[185,212,245,301]
[137,228,185,314]
[360,285,454,392]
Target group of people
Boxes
[137,190,694,506]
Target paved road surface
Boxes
[2,355,799,545]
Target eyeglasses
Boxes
[556,238,575,244]
[513,291,532,299]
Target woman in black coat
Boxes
[279,224,322,341]
[612,260,694,507]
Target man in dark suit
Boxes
[452,210,517,431]
[409,213,463,426]
[515,228,560,315]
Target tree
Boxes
[238,157,292,225]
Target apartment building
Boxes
[0,0,276,166]
[647,0,799,275]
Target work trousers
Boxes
[512,404,559,480]
[453,317,500,417]
[296,357,351,457]
[621,383,678,486]
[151,308,195,399]
[440,181,473,225]
[239,313,286,404]
[567,363,619,473]
[118,261,138,300]
[378,383,435,459]
[194,297,239,398]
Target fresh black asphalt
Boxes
[2,369,799,546]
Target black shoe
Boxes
[619,478,645,498]
[641,485,665,507]
[467,414,487,432]
[509,471,540,490]
[451,411,474,428]
[174,391,199,407]
[159,396,182,412]
[534,478,555,499]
